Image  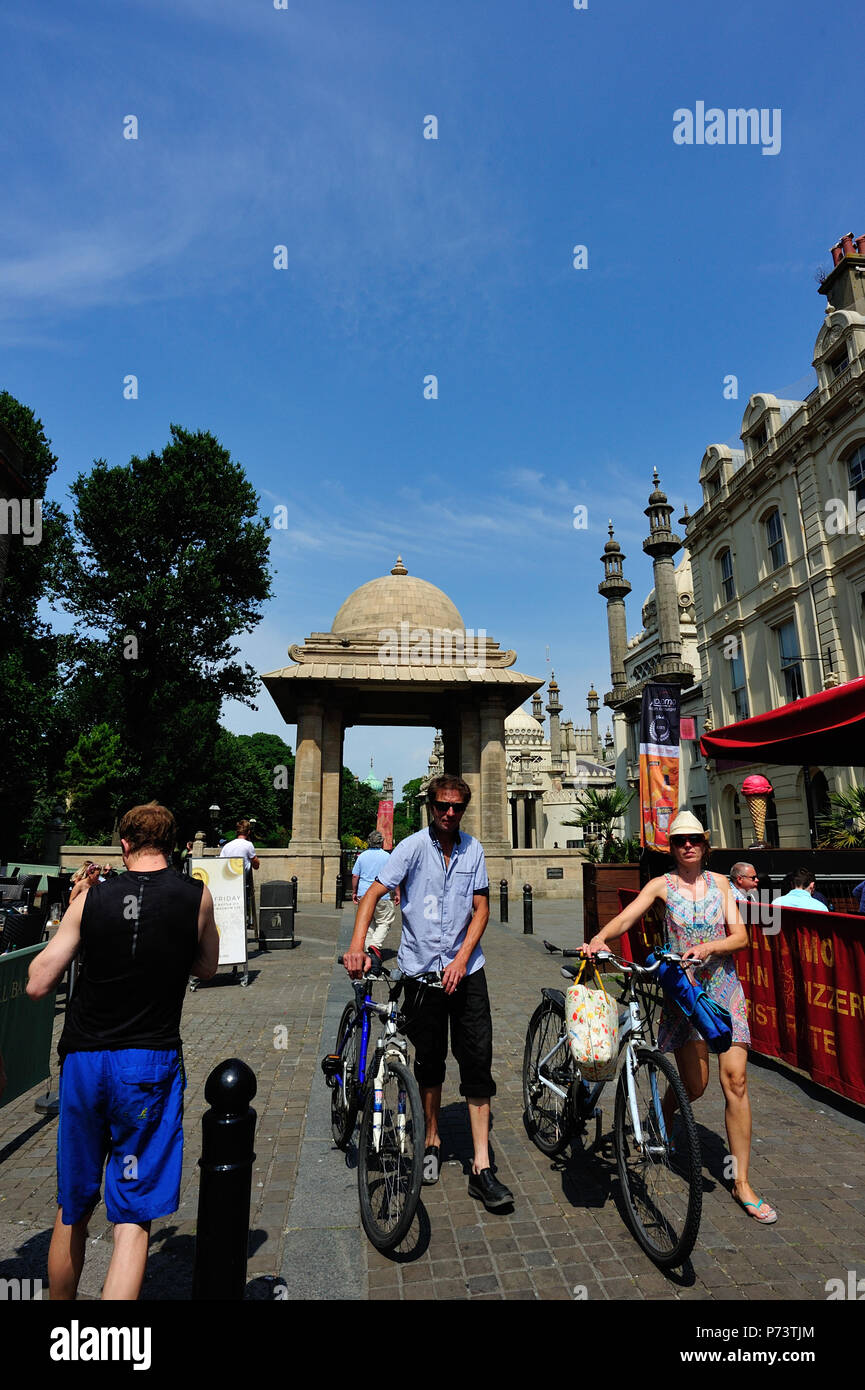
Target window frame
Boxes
[719,547,735,602]
[765,508,786,571]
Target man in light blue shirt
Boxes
[345,775,513,1212]
[351,831,399,963]
[773,868,829,913]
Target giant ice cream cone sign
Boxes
[741,775,773,846]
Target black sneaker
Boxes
[467,1168,513,1210]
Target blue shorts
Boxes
[58,1048,184,1226]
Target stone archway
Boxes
[261,558,545,901]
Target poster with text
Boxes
[638,683,681,850]
[190,858,247,968]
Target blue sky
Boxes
[2,0,858,797]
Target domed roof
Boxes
[506,707,543,732]
[332,557,464,637]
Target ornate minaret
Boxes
[587,686,601,759]
[643,471,692,680]
[599,521,632,697]
[546,673,563,776]
[531,689,544,724]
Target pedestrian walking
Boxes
[26,801,219,1299]
[583,809,777,1224]
[344,774,513,1211]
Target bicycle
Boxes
[522,940,703,1268]
[321,958,437,1250]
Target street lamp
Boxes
[209,804,221,848]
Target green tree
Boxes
[817,785,865,849]
[63,724,124,844]
[393,776,423,843]
[0,393,68,856]
[340,769,380,841]
[237,732,294,843]
[51,425,273,832]
[562,785,638,862]
[206,729,279,846]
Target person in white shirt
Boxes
[219,820,260,871]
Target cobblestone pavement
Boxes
[1,900,863,1303]
[357,913,865,1303]
[0,910,343,1300]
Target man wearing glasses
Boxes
[344,774,513,1211]
[729,863,759,903]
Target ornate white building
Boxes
[600,225,865,849]
[423,678,616,849]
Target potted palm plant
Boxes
[562,786,640,935]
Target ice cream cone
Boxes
[745,793,768,842]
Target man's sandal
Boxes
[734,1191,778,1223]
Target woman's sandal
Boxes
[733,1190,778,1223]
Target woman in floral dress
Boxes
[583,809,777,1224]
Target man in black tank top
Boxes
[27,801,219,1300]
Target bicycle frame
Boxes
[336,978,412,1155]
[533,959,669,1155]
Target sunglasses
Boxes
[671,835,704,846]
[432,800,467,814]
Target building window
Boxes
[765,509,786,570]
[732,792,743,846]
[752,423,768,450]
[729,648,749,720]
[710,474,722,498]
[848,443,865,505]
[829,349,850,378]
[719,548,735,602]
[776,619,804,702]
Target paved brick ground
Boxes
[1,899,863,1303]
[0,910,342,1300]
[357,914,865,1302]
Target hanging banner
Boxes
[189,859,247,968]
[377,800,394,851]
[638,683,681,850]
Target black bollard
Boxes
[522,883,533,935]
[335,874,343,909]
[290,875,298,910]
[499,879,509,924]
[192,1059,257,1300]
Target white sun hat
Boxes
[668,810,709,839]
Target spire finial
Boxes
[608,519,614,539]
[391,555,408,575]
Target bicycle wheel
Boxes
[522,1000,574,1156]
[331,1003,363,1148]
[614,1046,702,1268]
[357,1055,424,1250]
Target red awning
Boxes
[699,676,865,766]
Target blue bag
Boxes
[646,953,733,1054]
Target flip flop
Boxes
[734,1191,777,1223]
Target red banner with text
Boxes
[377,800,394,851]
[617,890,865,1105]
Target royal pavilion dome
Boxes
[331,557,465,639]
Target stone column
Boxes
[516,795,527,849]
[320,709,343,852]
[459,706,481,840]
[290,702,324,844]
[479,698,510,855]
[533,795,546,849]
[441,720,461,775]
[599,523,632,695]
